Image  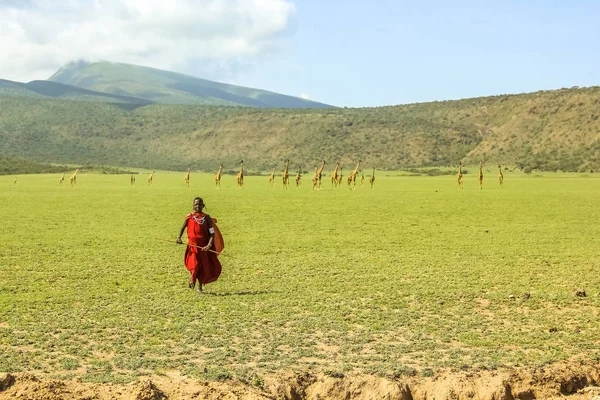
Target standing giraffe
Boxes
[295,165,302,188]
[215,165,223,189]
[59,173,65,184]
[478,160,484,190]
[498,165,504,187]
[347,161,361,189]
[457,163,464,189]
[236,160,244,189]
[282,159,290,189]
[360,170,365,186]
[369,167,375,189]
[311,167,319,189]
[147,170,154,185]
[130,173,136,185]
[337,168,343,186]
[69,169,79,186]
[184,168,190,187]
[268,168,275,187]
[330,162,340,188]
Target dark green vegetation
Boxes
[1,172,599,383]
[0,158,69,175]
[0,79,150,104]
[48,61,332,108]
[1,85,599,172]
[0,158,138,176]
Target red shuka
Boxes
[184,212,222,284]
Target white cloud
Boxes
[0,0,296,82]
[299,93,310,99]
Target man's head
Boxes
[193,197,205,212]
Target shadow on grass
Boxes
[202,290,277,297]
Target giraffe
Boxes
[130,173,136,185]
[330,162,340,188]
[311,167,319,189]
[369,167,375,189]
[295,165,302,188]
[215,165,223,189]
[268,168,275,187]
[498,165,504,187]
[184,167,190,187]
[478,160,483,190]
[337,168,343,186]
[347,161,361,189]
[360,170,365,186]
[282,159,290,189]
[457,163,464,189]
[315,160,326,190]
[59,173,65,184]
[236,160,244,189]
[147,170,154,185]
[69,168,79,186]
[13,178,17,185]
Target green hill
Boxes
[48,61,333,108]
[0,79,151,105]
[0,86,598,173]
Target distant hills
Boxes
[0,78,150,105]
[47,61,333,108]
[1,85,599,173]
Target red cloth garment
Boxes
[184,212,222,284]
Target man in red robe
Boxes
[176,197,222,292]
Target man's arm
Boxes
[176,220,187,244]
[201,217,215,251]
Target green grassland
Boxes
[0,171,599,384]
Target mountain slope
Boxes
[0,86,598,172]
[48,61,333,108]
[0,79,151,105]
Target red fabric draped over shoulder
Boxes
[184,212,222,284]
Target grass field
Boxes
[1,170,599,385]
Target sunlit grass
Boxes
[0,170,599,382]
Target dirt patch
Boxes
[1,361,600,399]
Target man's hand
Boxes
[176,237,183,244]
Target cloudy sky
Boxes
[1,0,599,107]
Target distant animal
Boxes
[282,159,290,189]
[147,170,154,185]
[347,161,360,189]
[236,160,244,189]
[215,165,223,189]
[184,168,190,187]
[295,166,302,188]
[59,173,65,184]
[457,163,464,189]
[498,165,504,187]
[478,160,483,189]
[268,168,275,187]
[130,173,135,185]
[369,167,375,189]
[70,169,79,186]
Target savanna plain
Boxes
[1,170,600,398]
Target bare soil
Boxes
[2,361,600,399]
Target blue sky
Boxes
[1,0,599,107]
[238,0,600,107]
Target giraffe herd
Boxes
[52,160,502,190]
[456,160,504,189]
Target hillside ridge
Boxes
[47,60,333,108]
[0,85,598,172]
